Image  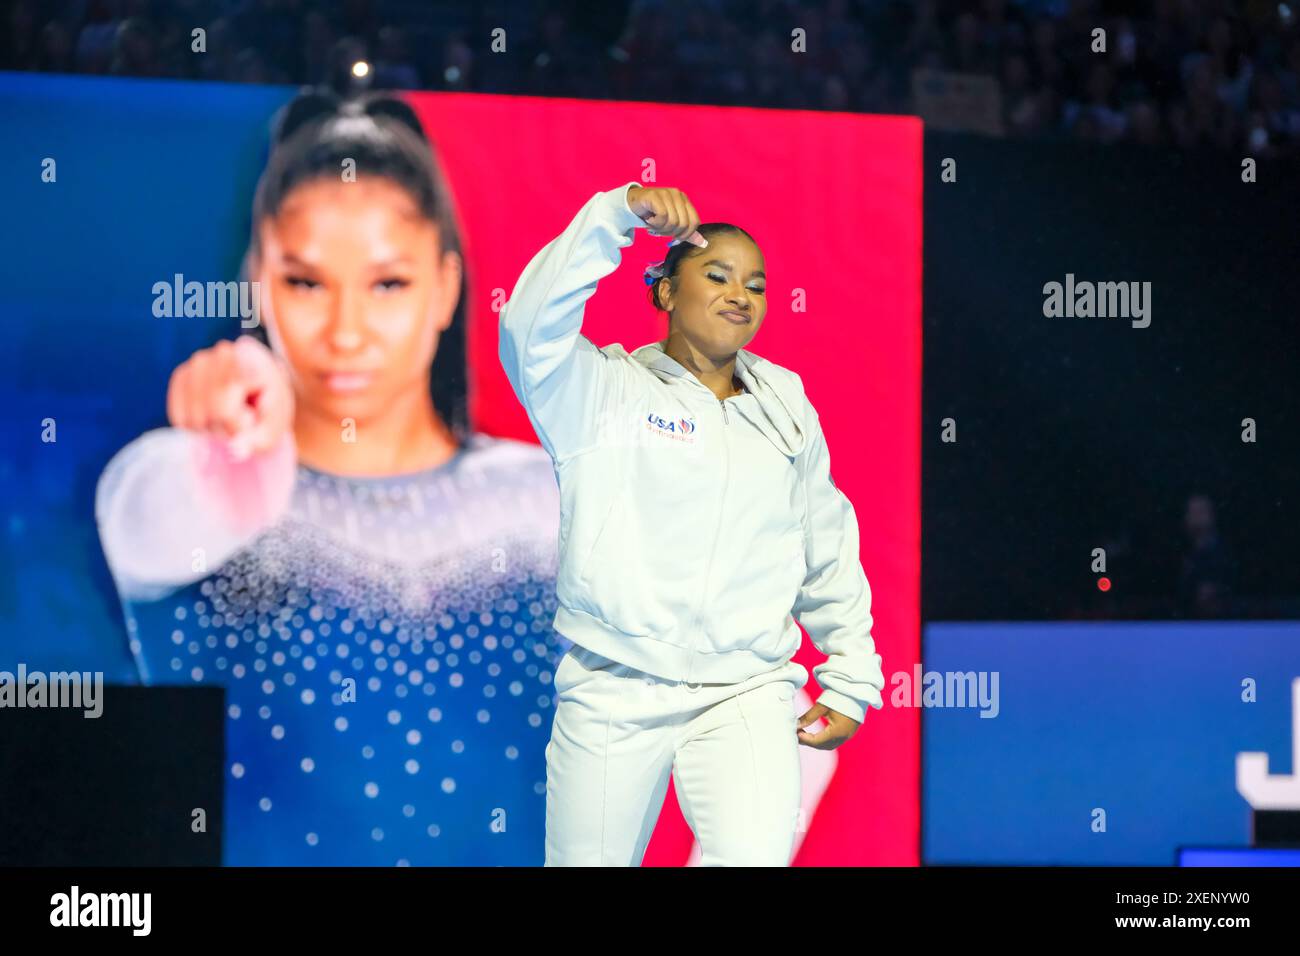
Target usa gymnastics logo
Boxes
[645,411,698,444]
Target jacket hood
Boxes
[630,341,808,457]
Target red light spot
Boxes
[1097,577,1111,592]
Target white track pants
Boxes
[544,643,810,866]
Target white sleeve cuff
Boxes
[816,688,868,724]
[610,181,645,233]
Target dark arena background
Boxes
[1,0,1297,938]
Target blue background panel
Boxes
[923,621,1300,864]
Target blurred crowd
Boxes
[5,0,1300,157]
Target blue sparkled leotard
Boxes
[107,432,565,865]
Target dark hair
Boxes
[644,223,760,319]
[245,88,470,443]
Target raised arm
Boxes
[95,427,296,600]
[95,336,297,601]
[498,182,704,462]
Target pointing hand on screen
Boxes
[165,336,295,461]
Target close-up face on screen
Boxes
[0,0,1296,941]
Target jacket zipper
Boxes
[684,395,731,681]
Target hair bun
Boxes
[271,88,343,144]
[358,95,430,144]
[271,89,431,150]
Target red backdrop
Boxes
[406,90,922,865]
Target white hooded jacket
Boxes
[499,182,884,723]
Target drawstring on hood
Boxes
[630,341,808,458]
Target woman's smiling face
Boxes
[658,231,767,357]
[252,175,462,424]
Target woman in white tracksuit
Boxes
[499,182,885,866]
